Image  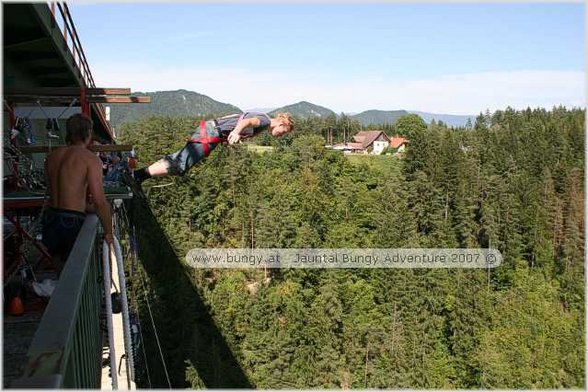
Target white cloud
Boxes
[92,62,584,115]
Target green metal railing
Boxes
[12,215,104,388]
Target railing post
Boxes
[63,19,68,50]
[50,2,56,28]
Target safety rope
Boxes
[34,97,78,121]
[138,267,172,388]
[113,236,135,387]
[133,225,172,389]
[134,306,153,388]
[130,225,153,388]
[35,98,77,153]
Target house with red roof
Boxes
[389,136,409,153]
[332,130,391,155]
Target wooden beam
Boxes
[87,96,151,104]
[87,88,132,96]
[4,87,132,97]
[16,144,134,154]
[88,144,135,153]
[91,144,133,153]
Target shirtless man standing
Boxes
[42,113,113,261]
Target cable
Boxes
[134,303,153,388]
[121,202,132,239]
[34,97,77,120]
[127,225,153,388]
[134,226,172,389]
[35,98,77,146]
[144,182,173,198]
[35,99,50,119]
[3,99,14,115]
[55,98,78,119]
[138,264,172,388]
[113,236,135,386]
[117,206,152,388]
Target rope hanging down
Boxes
[129,225,153,389]
[133,225,172,389]
[113,236,135,387]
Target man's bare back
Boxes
[42,113,113,256]
[46,146,100,213]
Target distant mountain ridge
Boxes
[244,107,276,114]
[350,110,410,126]
[268,101,336,118]
[109,89,475,128]
[408,111,474,127]
[259,101,474,127]
[109,89,241,128]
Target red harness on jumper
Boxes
[187,114,246,157]
[187,119,225,157]
[188,113,245,157]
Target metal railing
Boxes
[48,1,111,138]
[50,2,95,88]
[12,215,104,388]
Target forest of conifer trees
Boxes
[119,106,584,389]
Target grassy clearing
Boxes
[246,145,402,176]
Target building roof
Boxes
[390,136,408,149]
[332,142,365,151]
[347,142,364,150]
[352,131,391,149]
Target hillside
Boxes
[350,109,410,126]
[109,89,241,128]
[120,107,585,389]
[268,101,336,119]
[107,89,475,128]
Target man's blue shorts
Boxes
[164,121,221,176]
[42,207,86,260]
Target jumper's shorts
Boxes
[164,120,221,176]
[42,207,86,260]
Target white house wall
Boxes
[373,140,388,155]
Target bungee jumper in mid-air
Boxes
[131,111,294,184]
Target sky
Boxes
[69,2,585,115]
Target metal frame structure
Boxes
[4,2,150,143]
[3,3,147,387]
